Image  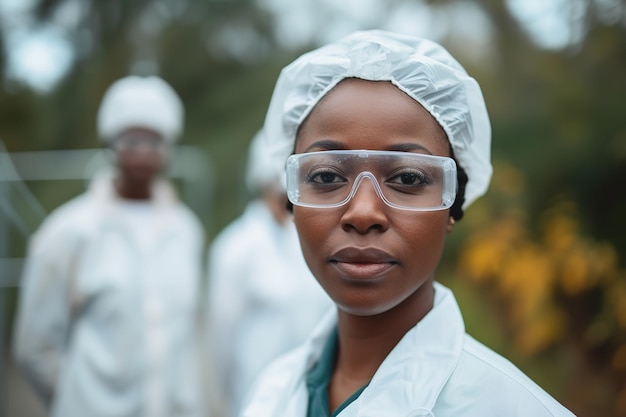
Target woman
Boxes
[239,30,575,417]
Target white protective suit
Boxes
[206,199,332,417]
[240,282,575,417]
[13,171,205,417]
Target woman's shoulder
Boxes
[172,202,203,231]
[441,334,576,416]
[33,194,93,241]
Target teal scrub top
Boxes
[305,328,369,417]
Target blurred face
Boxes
[293,78,452,316]
[112,128,168,187]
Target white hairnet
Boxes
[97,75,184,143]
[246,129,286,194]
[263,29,492,209]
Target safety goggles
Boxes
[286,150,457,211]
[112,132,169,154]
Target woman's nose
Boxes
[340,175,390,234]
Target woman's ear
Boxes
[446,216,456,234]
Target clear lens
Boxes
[112,133,168,154]
[286,150,457,211]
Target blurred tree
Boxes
[442,1,626,416]
[3,0,300,235]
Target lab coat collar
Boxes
[348,281,465,417]
[84,168,181,249]
[268,281,465,417]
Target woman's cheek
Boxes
[293,208,335,268]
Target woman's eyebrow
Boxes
[386,143,433,154]
[303,139,346,152]
[302,140,434,154]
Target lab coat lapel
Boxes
[343,283,465,417]
[242,284,465,417]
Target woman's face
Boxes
[113,127,168,187]
[293,78,452,317]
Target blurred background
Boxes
[0,0,624,416]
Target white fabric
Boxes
[206,200,332,417]
[263,29,492,209]
[13,171,205,417]
[245,129,286,194]
[115,199,157,250]
[97,75,184,143]
[240,282,576,417]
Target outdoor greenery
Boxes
[1,1,624,416]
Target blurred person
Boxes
[12,75,206,417]
[239,30,576,417]
[205,130,332,417]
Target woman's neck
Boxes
[114,177,153,200]
[328,281,435,411]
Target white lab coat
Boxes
[240,282,576,417]
[13,171,205,417]
[206,200,332,417]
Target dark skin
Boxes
[112,128,168,200]
[293,79,454,413]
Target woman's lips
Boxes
[333,262,396,279]
[329,247,397,280]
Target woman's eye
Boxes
[388,170,429,186]
[310,171,341,184]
